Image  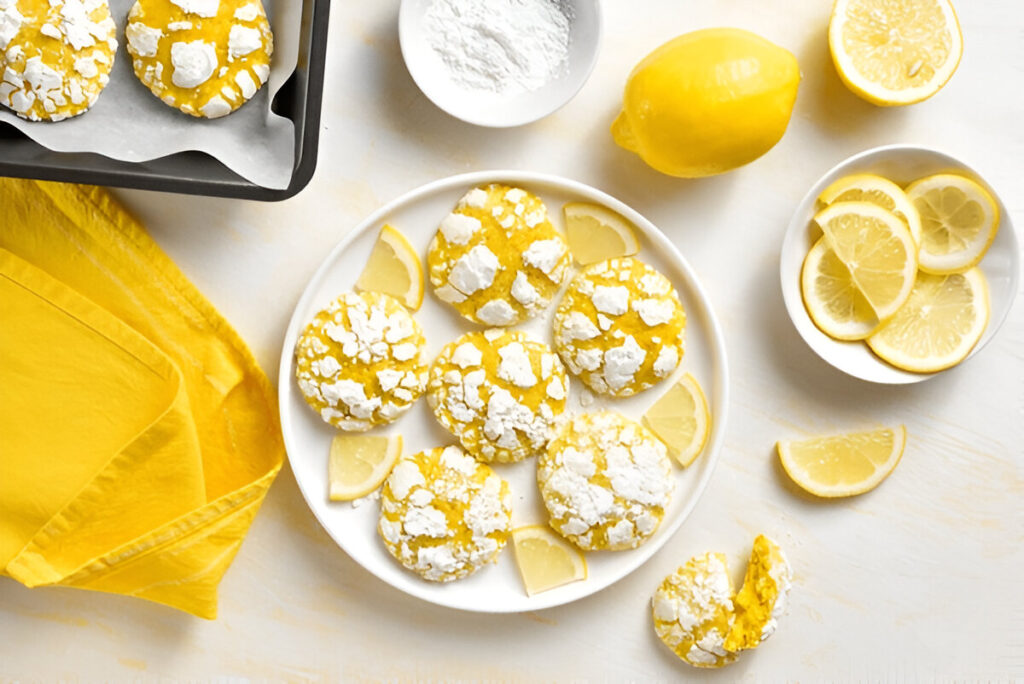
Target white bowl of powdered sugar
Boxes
[399,0,602,127]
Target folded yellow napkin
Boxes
[0,179,284,619]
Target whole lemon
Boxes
[612,28,800,178]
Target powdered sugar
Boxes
[423,0,571,96]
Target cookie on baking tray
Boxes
[0,0,117,121]
[427,184,571,326]
[125,0,273,118]
[427,328,569,464]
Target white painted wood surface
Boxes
[2,1,1022,679]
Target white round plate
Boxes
[279,171,729,613]
[398,0,602,128]
[780,144,1021,384]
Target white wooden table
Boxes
[3,1,1022,679]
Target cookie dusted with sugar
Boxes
[652,552,738,669]
[294,291,427,432]
[0,0,117,121]
[427,329,569,464]
[723,534,793,653]
[125,0,272,118]
[427,184,570,326]
[378,446,512,582]
[537,411,673,551]
[553,257,686,397]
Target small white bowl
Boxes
[398,0,602,128]
[780,144,1021,384]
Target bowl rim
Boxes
[397,0,604,128]
[779,143,1021,384]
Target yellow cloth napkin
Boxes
[0,179,284,619]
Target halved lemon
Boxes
[642,373,711,467]
[829,0,963,106]
[905,174,1000,274]
[563,202,640,265]
[511,525,587,596]
[818,173,922,246]
[778,426,906,498]
[814,201,917,320]
[801,236,881,340]
[356,224,424,310]
[328,434,403,501]
[867,268,989,373]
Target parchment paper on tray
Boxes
[0,0,300,190]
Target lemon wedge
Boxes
[511,525,587,596]
[905,174,1000,274]
[356,224,424,310]
[563,202,640,265]
[642,373,711,467]
[867,268,989,373]
[801,236,881,341]
[328,434,403,501]
[818,173,922,246]
[829,0,963,106]
[814,201,918,320]
[778,426,906,498]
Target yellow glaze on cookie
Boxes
[294,291,427,432]
[427,184,570,326]
[652,552,738,669]
[724,534,792,653]
[0,0,117,121]
[378,446,512,582]
[553,257,686,397]
[125,0,272,118]
[538,411,673,551]
[427,329,569,464]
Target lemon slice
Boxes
[356,225,424,310]
[905,174,1000,274]
[867,268,989,373]
[801,236,881,341]
[563,202,640,265]
[829,0,963,106]
[511,525,587,596]
[642,373,711,467]
[818,173,922,246]
[814,201,918,320]
[328,434,403,501]
[777,426,906,498]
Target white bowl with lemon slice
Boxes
[780,145,1020,384]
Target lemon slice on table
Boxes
[328,434,403,501]
[818,173,922,246]
[563,202,640,265]
[778,426,906,498]
[511,525,587,596]
[814,201,918,320]
[642,373,711,467]
[867,268,989,373]
[801,236,881,340]
[905,174,1000,274]
[829,0,963,106]
[356,224,424,310]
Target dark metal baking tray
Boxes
[0,0,328,202]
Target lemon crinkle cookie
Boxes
[294,291,427,432]
[652,552,738,669]
[427,329,569,464]
[378,446,512,582]
[538,411,673,551]
[0,0,117,121]
[125,0,273,118]
[427,184,570,326]
[724,534,792,652]
[553,257,686,397]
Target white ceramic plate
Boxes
[279,171,729,612]
[780,144,1021,385]
[398,0,602,128]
